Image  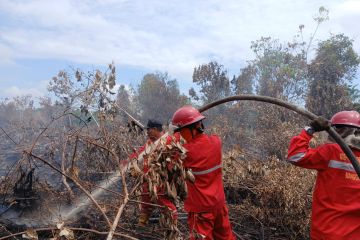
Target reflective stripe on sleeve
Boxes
[328,160,355,172]
[287,152,306,162]
[191,164,222,175]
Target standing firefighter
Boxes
[287,111,360,239]
[171,106,235,240]
[129,119,177,226]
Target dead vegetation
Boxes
[0,66,322,240]
[223,152,315,240]
[0,105,318,240]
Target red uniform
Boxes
[287,129,360,239]
[130,139,177,219]
[183,133,235,240]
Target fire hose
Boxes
[198,94,360,178]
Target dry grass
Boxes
[223,150,315,240]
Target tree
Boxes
[231,66,254,94]
[306,34,360,118]
[231,7,330,103]
[48,63,117,122]
[136,72,188,123]
[116,85,133,112]
[229,34,309,159]
[348,84,360,112]
[190,61,230,104]
[13,95,35,123]
[0,98,17,127]
[242,37,308,102]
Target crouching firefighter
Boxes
[287,111,360,239]
[171,106,236,240]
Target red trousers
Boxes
[188,204,236,240]
[141,190,177,219]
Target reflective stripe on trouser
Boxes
[188,204,236,240]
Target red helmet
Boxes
[331,111,360,128]
[172,105,205,130]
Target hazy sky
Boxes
[0,0,359,99]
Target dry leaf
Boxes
[59,227,75,240]
[56,221,65,229]
[22,229,38,240]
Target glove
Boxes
[138,212,149,226]
[130,160,142,177]
[309,116,330,132]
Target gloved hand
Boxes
[138,212,149,226]
[310,116,330,132]
[130,160,142,177]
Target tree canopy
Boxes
[135,72,188,123]
[306,34,360,118]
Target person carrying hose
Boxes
[171,105,236,240]
[287,111,360,239]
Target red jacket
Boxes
[287,129,360,240]
[183,133,225,213]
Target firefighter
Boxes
[287,111,360,239]
[130,119,177,226]
[172,105,236,240]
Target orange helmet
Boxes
[171,105,205,131]
[331,111,360,128]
